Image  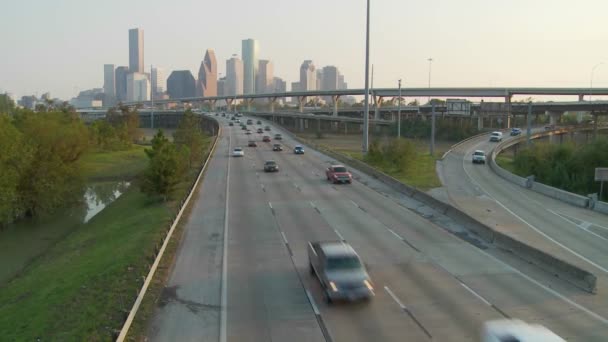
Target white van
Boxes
[490,131,503,142]
[482,320,565,342]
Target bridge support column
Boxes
[373,96,384,120]
[546,110,562,143]
[245,99,253,112]
[299,118,305,132]
[209,99,217,112]
[226,98,233,112]
[505,95,512,128]
[298,96,307,113]
[579,94,585,101]
[332,95,340,117]
[593,113,599,141]
[269,97,277,113]
[478,115,484,130]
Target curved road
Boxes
[145,116,608,341]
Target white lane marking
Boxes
[309,201,317,209]
[220,132,232,342]
[268,202,273,210]
[386,228,403,240]
[551,211,608,231]
[260,183,265,190]
[547,209,608,242]
[350,200,360,208]
[305,290,320,315]
[461,283,492,306]
[334,228,345,241]
[461,148,608,274]
[281,232,289,245]
[384,286,407,310]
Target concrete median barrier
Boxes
[593,200,608,215]
[284,131,598,294]
[530,182,590,208]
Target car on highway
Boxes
[246,130,252,135]
[510,127,522,136]
[294,145,305,154]
[232,147,244,157]
[221,113,226,117]
[263,160,279,172]
[274,133,282,140]
[215,113,219,116]
[247,119,253,125]
[544,124,555,131]
[272,144,283,151]
[235,119,241,123]
[257,120,262,125]
[308,241,374,303]
[228,122,233,126]
[262,135,271,142]
[241,125,247,130]
[264,126,271,131]
[472,150,486,164]
[326,165,353,184]
[257,128,264,133]
[248,140,257,147]
[489,131,503,142]
[481,319,565,342]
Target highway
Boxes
[146,115,608,341]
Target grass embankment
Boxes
[495,154,517,174]
[80,145,148,180]
[299,133,447,190]
[0,141,211,340]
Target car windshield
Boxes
[234,148,242,152]
[474,151,484,156]
[326,256,362,270]
[265,161,276,166]
[333,167,347,172]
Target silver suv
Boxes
[472,150,486,164]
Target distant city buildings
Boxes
[115,66,129,103]
[256,59,273,94]
[129,28,144,73]
[299,60,316,91]
[167,70,196,99]
[217,77,227,97]
[242,39,259,94]
[103,64,116,106]
[151,66,167,100]
[226,55,244,97]
[70,88,104,108]
[126,72,150,102]
[272,77,286,93]
[197,49,218,97]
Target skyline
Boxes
[3,0,608,100]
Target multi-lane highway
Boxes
[145,115,608,341]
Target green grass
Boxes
[80,145,148,180]
[496,154,517,174]
[0,188,173,341]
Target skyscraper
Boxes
[167,70,196,99]
[241,39,259,94]
[151,66,167,100]
[299,60,316,91]
[115,66,129,103]
[321,66,339,102]
[129,28,144,73]
[103,64,116,106]
[126,72,150,102]
[338,73,347,90]
[256,60,273,94]
[197,49,218,97]
[272,77,286,93]
[217,77,227,97]
[226,55,244,96]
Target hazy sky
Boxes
[2,0,608,100]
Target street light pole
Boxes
[362,0,371,153]
[397,79,402,139]
[590,62,604,101]
[427,58,433,103]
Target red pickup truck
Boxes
[326,165,353,184]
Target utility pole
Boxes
[430,103,436,156]
[398,79,402,139]
[362,0,371,153]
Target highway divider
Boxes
[284,131,597,294]
[116,116,221,342]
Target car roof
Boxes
[331,164,346,168]
[264,160,276,163]
[474,150,485,154]
[234,147,242,150]
[295,145,303,148]
[320,242,358,258]
[491,131,502,134]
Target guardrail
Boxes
[284,131,597,293]
[490,126,608,212]
[116,116,221,341]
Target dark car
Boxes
[242,125,247,130]
[248,140,257,147]
[264,160,279,172]
[257,128,264,133]
[264,126,271,131]
[247,119,253,125]
[262,136,271,142]
[257,120,262,125]
[294,145,305,154]
[221,113,226,117]
[274,133,282,140]
[228,122,234,126]
[272,144,283,151]
[510,128,522,136]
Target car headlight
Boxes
[330,281,339,292]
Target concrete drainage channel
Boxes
[278,130,598,294]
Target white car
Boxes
[472,150,486,164]
[490,131,503,142]
[482,319,565,342]
[232,147,244,157]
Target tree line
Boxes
[0,94,209,227]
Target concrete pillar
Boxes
[245,99,253,112]
[210,99,217,111]
[299,118,305,132]
[579,94,585,101]
[374,96,384,120]
[269,97,277,113]
[226,98,233,112]
[593,113,599,141]
[505,95,512,128]
[298,96,307,113]
[344,122,348,135]
[332,95,340,117]
[304,119,309,129]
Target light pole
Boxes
[397,79,402,139]
[590,62,604,101]
[427,58,433,103]
[362,0,371,153]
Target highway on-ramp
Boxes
[145,116,608,341]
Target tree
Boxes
[142,130,189,201]
[106,104,141,144]
[173,109,206,168]
[0,94,15,114]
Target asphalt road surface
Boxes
[146,116,608,341]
